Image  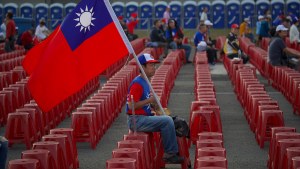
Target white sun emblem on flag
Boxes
[74,6,96,32]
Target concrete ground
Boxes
[2,52,300,169]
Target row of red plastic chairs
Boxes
[71,64,138,149]
[106,49,190,169]
[7,128,80,169]
[0,66,26,90]
[218,35,300,169]
[190,51,227,169]
[4,76,100,148]
[0,55,24,72]
[0,45,25,60]
[238,37,300,118]
[223,55,300,169]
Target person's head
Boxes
[282,18,291,28]
[276,24,288,38]
[153,19,162,28]
[204,20,213,28]
[166,6,170,12]
[231,24,239,34]
[293,17,299,26]
[6,11,13,20]
[168,19,176,29]
[199,23,207,33]
[244,18,250,24]
[39,18,46,26]
[258,15,264,21]
[28,28,35,35]
[203,7,208,13]
[138,53,160,78]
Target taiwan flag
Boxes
[23,0,133,112]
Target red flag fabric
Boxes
[22,0,132,112]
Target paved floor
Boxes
[2,58,300,169]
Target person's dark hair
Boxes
[153,19,160,26]
[283,18,290,23]
[6,12,13,19]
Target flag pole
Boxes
[104,0,166,116]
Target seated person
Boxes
[126,53,184,164]
[269,25,300,69]
[35,18,50,41]
[21,28,34,50]
[118,15,137,42]
[194,23,216,64]
[223,24,249,64]
[149,19,168,58]
[165,19,192,63]
[0,136,8,169]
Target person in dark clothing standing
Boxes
[4,11,16,52]
[150,19,168,58]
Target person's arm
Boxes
[127,83,155,110]
[227,34,240,50]
[284,47,300,58]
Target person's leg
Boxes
[168,41,177,50]
[180,44,191,62]
[0,140,8,169]
[10,38,15,51]
[4,40,11,52]
[157,42,169,57]
[206,48,216,64]
[128,115,178,153]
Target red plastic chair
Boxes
[257,110,285,148]
[42,134,73,169]
[112,148,143,169]
[5,112,36,149]
[106,158,136,169]
[195,147,226,169]
[32,141,66,169]
[123,132,155,169]
[49,128,79,169]
[268,127,296,168]
[8,159,41,169]
[21,149,56,169]
[196,156,227,168]
[72,111,97,149]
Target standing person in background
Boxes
[0,136,8,169]
[35,18,50,41]
[256,15,264,45]
[289,16,300,43]
[163,6,171,24]
[200,7,208,22]
[165,19,192,63]
[5,11,16,52]
[259,16,271,42]
[127,12,139,35]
